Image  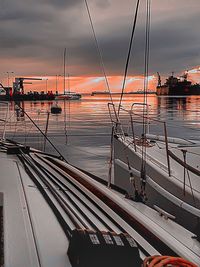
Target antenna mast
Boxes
[63,48,66,94]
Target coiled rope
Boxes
[142,255,198,267]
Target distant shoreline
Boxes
[90,91,156,96]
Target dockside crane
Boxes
[13,77,43,94]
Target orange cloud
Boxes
[1,69,199,94]
[1,75,157,94]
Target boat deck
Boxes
[0,152,69,267]
[0,141,200,266]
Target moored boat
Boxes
[56,91,82,100]
[110,102,200,235]
[51,102,62,114]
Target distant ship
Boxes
[91,91,110,96]
[128,90,156,95]
[156,72,200,96]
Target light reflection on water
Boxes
[3,94,200,179]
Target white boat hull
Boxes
[114,135,200,232]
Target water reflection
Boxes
[157,96,200,123]
[4,95,200,179]
[14,101,25,121]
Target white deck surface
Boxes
[0,152,70,267]
[1,147,200,266]
[53,159,200,265]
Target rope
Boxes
[84,0,114,105]
[118,0,140,115]
[142,255,198,267]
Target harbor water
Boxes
[3,94,200,180]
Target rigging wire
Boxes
[140,0,151,196]
[63,48,66,95]
[63,48,68,144]
[84,0,114,106]
[16,105,68,162]
[117,0,140,115]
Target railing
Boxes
[108,102,200,202]
[0,102,9,140]
[108,102,171,176]
[0,103,67,160]
[108,103,125,138]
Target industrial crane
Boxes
[13,77,43,94]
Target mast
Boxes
[68,73,70,94]
[63,48,66,94]
[157,72,161,87]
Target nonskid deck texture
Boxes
[0,141,200,266]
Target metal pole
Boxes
[108,125,114,188]
[130,112,137,152]
[17,106,67,162]
[7,72,9,87]
[46,79,48,94]
[56,75,58,92]
[63,48,66,94]
[164,122,171,176]
[2,102,9,140]
[6,71,14,88]
[43,111,50,151]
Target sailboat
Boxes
[111,0,200,237]
[112,104,200,231]
[56,48,82,100]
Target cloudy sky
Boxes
[0,0,200,92]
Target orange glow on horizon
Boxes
[1,69,200,94]
[0,75,158,94]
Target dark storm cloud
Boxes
[42,0,81,8]
[0,0,199,77]
[95,0,110,8]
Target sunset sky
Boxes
[0,0,200,93]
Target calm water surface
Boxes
[3,94,200,180]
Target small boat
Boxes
[51,102,62,114]
[56,91,82,100]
